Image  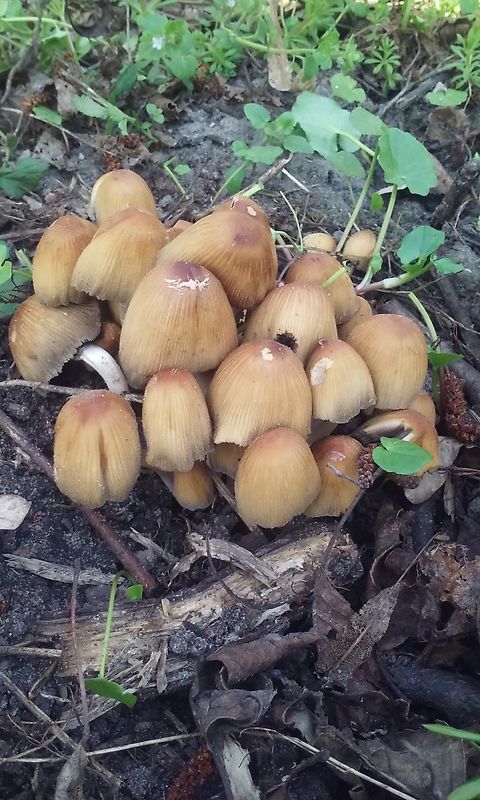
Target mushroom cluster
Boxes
[8,169,440,525]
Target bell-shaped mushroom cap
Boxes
[209,442,245,478]
[172,462,215,510]
[157,196,277,309]
[72,208,167,304]
[337,297,373,341]
[303,232,337,252]
[119,260,238,389]
[307,339,376,423]
[305,435,364,518]
[207,340,312,446]
[235,428,321,528]
[9,295,101,382]
[346,315,428,410]
[54,390,141,508]
[342,229,376,271]
[143,369,212,472]
[243,282,337,364]
[355,409,440,474]
[285,252,358,324]
[408,391,436,425]
[165,219,193,243]
[90,169,157,225]
[32,215,97,306]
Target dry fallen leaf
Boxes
[0,495,31,530]
[267,51,292,91]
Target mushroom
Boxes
[408,391,436,425]
[53,390,141,508]
[306,435,365,518]
[235,428,321,528]
[243,282,337,364]
[119,259,238,389]
[285,252,358,324]
[90,169,157,224]
[337,297,373,341]
[307,339,376,424]
[165,219,193,243]
[355,409,441,474]
[72,208,167,304]
[171,462,215,510]
[303,232,337,252]
[341,229,377,271]
[209,442,245,478]
[143,368,212,472]
[346,315,428,410]
[207,340,312,446]
[32,215,97,306]
[157,195,277,309]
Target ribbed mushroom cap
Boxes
[235,428,321,528]
[54,390,141,508]
[207,340,312,446]
[143,368,212,472]
[303,232,337,252]
[307,339,376,423]
[32,215,97,306]
[90,169,157,224]
[9,295,101,382]
[72,208,167,304]
[172,462,215,510]
[210,442,245,478]
[342,229,376,271]
[305,435,364,518]
[165,219,193,243]
[285,252,358,324]
[355,409,440,474]
[157,196,277,309]
[337,297,373,341]
[346,315,428,410]
[243,282,337,364]
[408,391,436,425]
[119,260,238,389]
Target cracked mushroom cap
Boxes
[157,195,277,309]
[355,409,440,474]
[285,252,358,324]
[243,282,337,364]
[90,169,157,224]
[346,315,428,410]
[119,259,238,389]
[143,368,212,472]
[307,339,376,424]
[207,340,312,446]
[171,462,215,510]
[32,215,97,306]
[305,435,365,518]
[72,208,167,304]
[235,428,321,528]
[54,390,141,508]
[8,295,101,382]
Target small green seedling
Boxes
[0,243,33,318]
[84,571,144,709]
[424,724,480,800]
[372,437,433,475]
[0,156,47,199]
[426,88,468,107]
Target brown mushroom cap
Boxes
[72,208,167,304]
[355,409,440,475]
[337,297,373,341]
[165,219,194,243]
[408,391,436,425]
[307,339,376,423]
[54,390,141,508]
[243,282,337,364]
[157,196,277,309]
[305,435,364,518]
[209,442,245,478]
[303,232,337,252]
[32,215,97,306]
[119,260,238,389]
[143,369,212,472]
[235,427,321,528]
[207,340,312,446]
[285,252,358,324]
[9,295,101,382]
[171,462,215,510]
[90,169,157,224]
[342,229,377,271]
[346,315,428,410]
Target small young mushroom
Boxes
[408,391,436,425]
[209,442,245,478]
[305,435,364,518]
[307,339,376,424]
[341,229,377,271]
[235,428,321,528]
[54,390,141,508]
[165,219,193,243]
[285,252,358,324]
[303,232,337,252]
[355,409,441,474]
[90,169,157,224]
[32,215,97,306]
[171,462,215,510]
[337,297,373,341]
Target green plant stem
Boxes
[401,0,414,29]
[242,181,264,197]
[357,266,429,294]
[408,292,437,342]
[356,184,398,292]
[3,16,71,26]
[223,28,317,55]
[98,571,126,679]
[337,147,379,252]
[162,163,187,196]
[213,163,246,202]
[321,266,348,289]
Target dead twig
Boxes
[0,227,46,241]
[71,560,90,744]
[0,378,143,404]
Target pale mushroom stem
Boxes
[75,344,129,394]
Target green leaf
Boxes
[370,192,384,211]
[223,163,246,194]
[244,103,270,129]
[460,0,478,15]
[283,134,313,154]
[292,92,362,159]
[434,257,464,275]
[73,94,109,119]
[448,777,480,800]
[146,103,165,124]
[165,53,198,84]
[424,724,480,743]
[85,677,137,708]
[0,157,47,199]
[329,150,364,178]
[378,128,437,196]
[428,348,464,368]
[330,73,366,104]
[426,88,468,107]
[113,63,138,97]
[372,437,433,475]
[126,583,144,601]
[350,107,385,136]
[235,144,283,165]
[397,226,445,264]
[0,261,12,284]
[32,106,63,126]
